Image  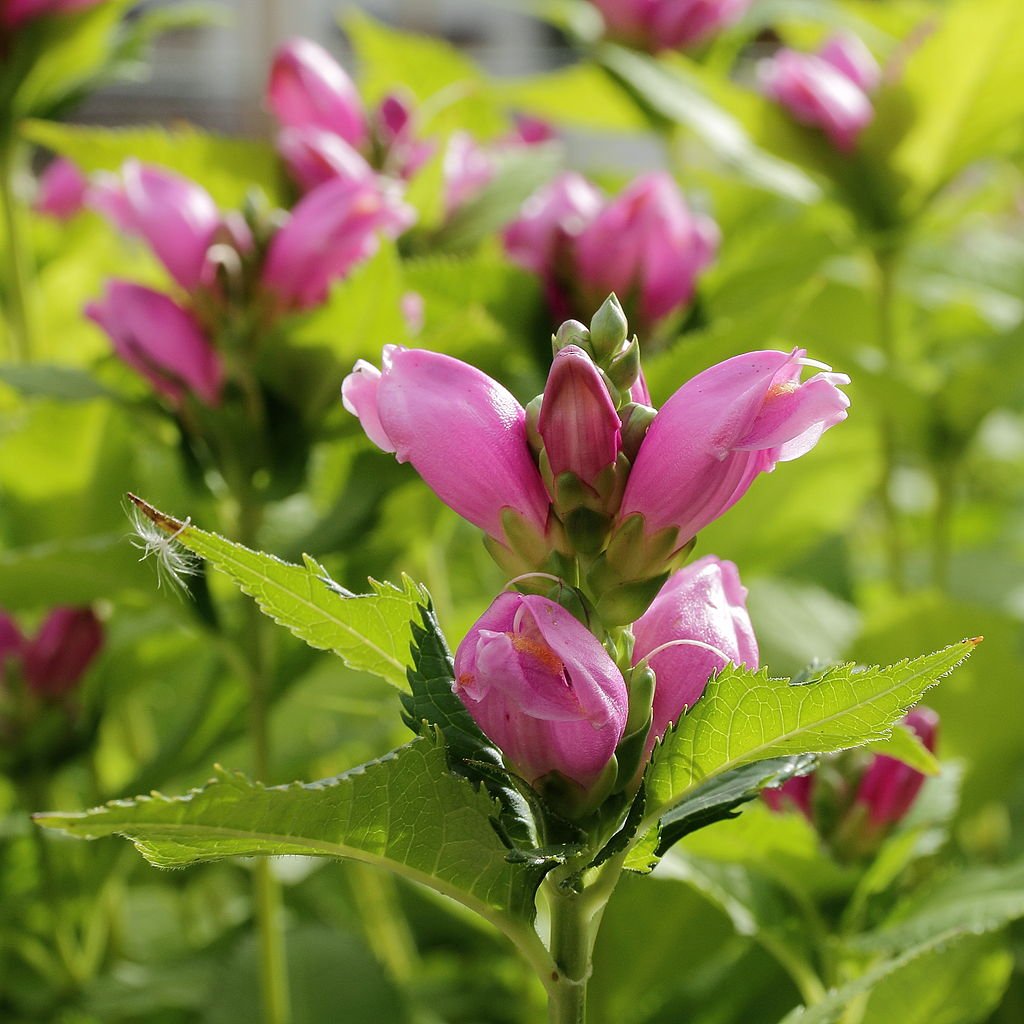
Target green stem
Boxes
[872,248,906,594]
[347,863,419,984]
[235,497,291,1024]
[0,140,33,362]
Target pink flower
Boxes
[0,612,23,665]
[592,0,752,52]
[759,47,875,152]
[508,115,557,146]
[276,126,377,193]
[86,281,223,405]
[819,33,881,94]
[267,38,367,149]
[762,774,814,817]
[855,707,938,827]
[1,0,102,29]
[374,92,435,179]
[443,132,496,217]
[342,347,551,544]
[453,592,627,789]
[620,349,850,550]
[22,607,103,698]
[538,345,621,488]
[261,175,413,311]
[632,555,758,753]
[89,161,221,290]
[34,158,87,221]
[574,172,719,329]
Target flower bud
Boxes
[618,402,656,462]
[758,47,874,153]
[854,707,938,828]
[539,346,622,489]
[819,33,881,94]
[22,607,103,698]
[591,0,753,52]
[89,161,221,291]
[276,126,376,193]
[619,349,850,555]
[267,38,367,148]
[261,175,414,311]
[632,555,758,755]
[86,281,224,406]
[574,173,719,331]
[342,347,552,549]
[453,592,627,792]
[588,293,628,361]
[553,319,591,357]
[34,158,87,221]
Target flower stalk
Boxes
[1,140,33,361]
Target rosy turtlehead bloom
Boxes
[374,92,435,180]
[443,132,496,217]
[574,172,719,329]
[855,706,938,827]
[819,33,882,94]
[1,0,102,29]
[538,345,621,488]
[276,125,377,193]
[89,161,221,291]
[21,607,104,698]
[261,174,413,310]
[86,281,224,406]
[267,38,367,149]
[34,158,87,221]
[453,592,628,789]
[620,349,850,551]
[591,0,752,52]
[632,555,758,752]
[342,346,551,544]
[759,40,877,152]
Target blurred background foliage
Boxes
[0,0,1022,1022]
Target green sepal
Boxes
[536,756,620,822]
[553,318,591,356]
[619,402,656,462]
[524,394,544,457]
[605,335,641,394]
[603,512,680,577]
[594,573,670,627]
[563,506,614,555]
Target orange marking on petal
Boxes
[508,633,564,673]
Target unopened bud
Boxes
[606,336,641,394]
[524,394,544,457]
[589,293,628,360]
[553,318,591,356]
[619,402,657,462]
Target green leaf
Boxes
[868,0,1024,217]
[851,860,1024,953]
[126,495,424,690]
[643,641,978,827]
[864,722,940,776]
[21,121,282,209]
[35,736,544,925]
[0,364,116,403]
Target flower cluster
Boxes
[759,33,881,153]
[344,295,849,810]
[505,171,718,337]
[590,0,753,53]
[765,707,939,856]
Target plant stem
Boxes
[0,139,33,362]
[235,497,292,1024]
[872,247,906,593]
[547,885,591,1024]
[347,863,418,984]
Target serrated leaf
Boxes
[35,736,544,926]
[643,641,978,827]
[21,121,282,209]
[126,495,423,689]
[851,860,1024,953]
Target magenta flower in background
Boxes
[86,281,224,406]
[632,555,758,752]
[276,126,377,193]
[453,592,627,789]
[34,158,87,221]
[373,92,435,180]
[267,38,367,149]
[90,161,221,290]
[538,345,621,488]
[592,0,752,52]
[620,349,850,551]
[342,346,551,544]
[574,172,719,329]
[855,706,938,827]
[0,613,23,665]
[261,174,413,310]
[1,0,102,29]
[759,34,879,152]
[762,773,814,817]
[21,607,103,698]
